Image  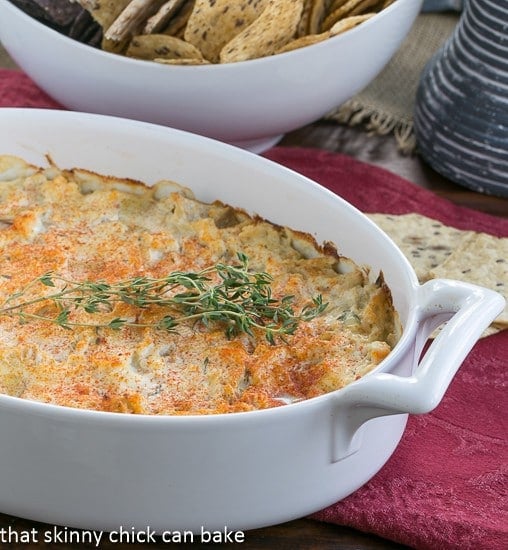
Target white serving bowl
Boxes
[0,0,422,152]
[0,108,503,534]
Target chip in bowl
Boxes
[9,0,400,62]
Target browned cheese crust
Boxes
[0,155,400,414]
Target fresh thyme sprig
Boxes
[0,253,327,344]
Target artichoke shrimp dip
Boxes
[0,154,400,414]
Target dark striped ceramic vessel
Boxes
[414,0,508,197]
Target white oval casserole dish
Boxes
[0,109,504,533]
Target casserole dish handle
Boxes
[331,279,505,462]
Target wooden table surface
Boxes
[1,44,507,550]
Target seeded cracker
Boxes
[126,34,205,61]
[368,213,507,336]
[184,0,269,64]
[321,0,377,31]
[308,0,334,34]
[367,213,472,283]
[77,0,131,29]
[75,0,132,51]
[429,232,508,327]
[15,0,399,63]
[296,0,314,37]
[277,13,374,54]
[330,0,350,10]
[220,0,304,63]
[276,29,331,54]
[105,0,169,43]
[154,57,210,64]
[348,0,379,16]
[161,0,194,37]
[328,12,375,33]
[142,0,187,33]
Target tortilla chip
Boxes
[220,0,304,63]
[429,232,508,326]
[184,0,269,63]
[126,34,205,61]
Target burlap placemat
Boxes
[325,12,459,154]
[0,12,458,153]
[0,44,17,69]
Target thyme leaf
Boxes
[0,253,327,343]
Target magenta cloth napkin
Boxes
[0,68,62,109]
[1,68,507,550]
